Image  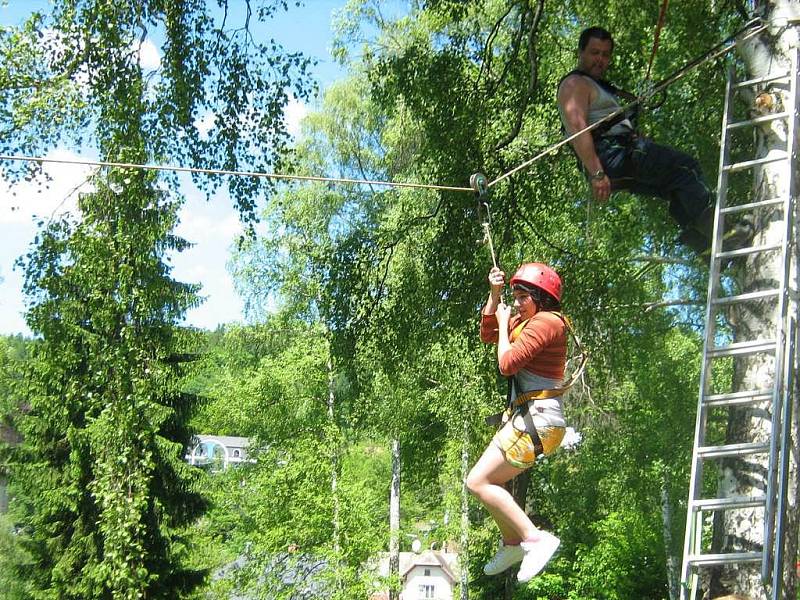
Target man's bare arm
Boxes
[557,75,611,201]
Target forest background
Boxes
[0,1,787,599]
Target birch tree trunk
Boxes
[662,473,679,600]
[389,438,401,600]
[711,5,799,597]
[325,345,345,594]
[460,420,470,600]
[327,352,340,556]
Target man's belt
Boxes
[595,129,638,144]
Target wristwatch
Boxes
[589,169,605,181]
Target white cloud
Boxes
[0,149,95,225]
[175,210,242,242]
[284,94,309,138]
[193,111,216,138]
[136,37,161,71]
[170,200,246,330]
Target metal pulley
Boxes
[470,172,498,269]
[470,172,488,198]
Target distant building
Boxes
[370,549,460,600]
[186,435,251,471]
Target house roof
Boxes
[193,435,250,449]
[370,549,461,581]
[400,549,458,581]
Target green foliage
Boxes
[0,1,760,598]
[182,322,394,598]
[227,2,752,598]
[0,513,35,600]
[1,1,314,218]
[0,12,89,163]
[1,2,314,597]
[8,175,207,599]
[0,335,29,425]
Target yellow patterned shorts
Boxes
[492,408,565,469]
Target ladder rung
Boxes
[723,154,789,172]
[703,389,772,407]
[727,111,791,130]
[697,442,771,459]
[712,289,780,305]
[733,72,791,89]
[716,242,782,259]
[707,339,776,358]
[720,197,784,214]
[687,552,763,566]
[692,496,767,511]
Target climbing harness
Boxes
[512,317,588,405]
[556,69,639,141]
[485,312,589,441]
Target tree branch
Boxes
[494,0,544,151]
[473,1,517,93]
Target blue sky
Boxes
[0,1,397,335]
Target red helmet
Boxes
[510,262,562,302]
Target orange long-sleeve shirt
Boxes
[480,311,567,379]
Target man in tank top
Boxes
[557,27,752,254]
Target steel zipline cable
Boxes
[0,18,766,196]
[0,153,473,193]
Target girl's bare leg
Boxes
[466,443,538,542]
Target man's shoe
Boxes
[517,531,560,582]
[483,540,524,575]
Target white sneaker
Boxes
[517,531,560,582]
[483,540,524,575]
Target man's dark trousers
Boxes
[595,134,713,233]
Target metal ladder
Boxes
[679,46,798,600]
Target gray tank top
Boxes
[560,74,634,137]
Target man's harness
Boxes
[486,311,588,456]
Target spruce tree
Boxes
[2,1,312,597]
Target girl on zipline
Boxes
[467,262,567,583]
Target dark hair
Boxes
[513,284,561,312]
[578,27,614,52]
